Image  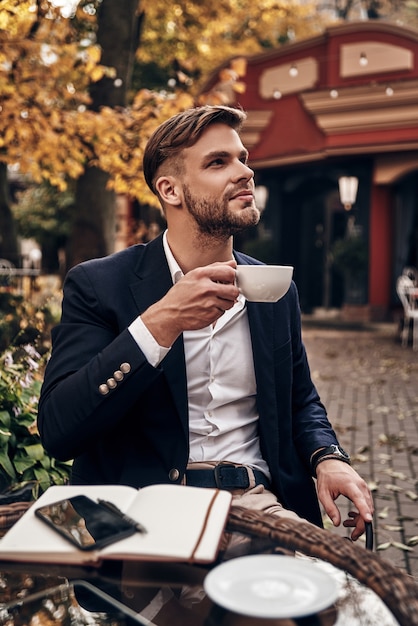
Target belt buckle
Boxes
[214,464,250,489]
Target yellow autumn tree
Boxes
[0,0,113,260]
[138,0,327,89]
[0,0,113,190]
[2,0,329,265]
[100,0,330,204]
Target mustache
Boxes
[228,185,254,200]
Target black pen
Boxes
[97,499,147,534]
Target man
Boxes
[38,105,373,539]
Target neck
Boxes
[166,226,234,274]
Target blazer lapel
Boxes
[247,302,278,417]
[233,251,278,421]
[129,236,189,435]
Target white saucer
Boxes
[204,554,338,619]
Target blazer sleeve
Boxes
[288,285,339,467]
[37,263,162,461]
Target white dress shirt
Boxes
[128,231,271,478]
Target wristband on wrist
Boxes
[311,444,351,477]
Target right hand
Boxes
[140,260,239,347]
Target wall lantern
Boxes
[254,185,269,211]
[338,176,358,211]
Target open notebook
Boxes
[0,483,232,566]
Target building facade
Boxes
[220,21,418,320]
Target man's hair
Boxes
[143,105,247,195]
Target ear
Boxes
[155,176,181,207]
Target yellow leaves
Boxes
[138,0,328,94]
[82,46,116,84]
[0,0,123,191]
[3,126,16,145]
[232,81,246,94]
[1,0,329,205]
[230,57,247,77]
[85,45,102,65]
[90,66,106,83]
[0,0,36,39]
[86,89,193,204]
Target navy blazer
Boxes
[38,233,339,525]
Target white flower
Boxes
[3,352,13,367]
[23,344,41,360]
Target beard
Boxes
[183,183,260,239]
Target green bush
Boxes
[0,293,71,499]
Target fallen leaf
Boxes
[384,469,407,480]
[353,454,368,463]
[377,542,392,550]
[392,541,414,552]
[406,491,418,501]
[378,507,389,519]
[385,484,403,492]
[357,445,370,454]
[382,525,403,531]
[378,454,392,461]
[407,536,418,546]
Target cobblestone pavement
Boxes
[301,321,418,579]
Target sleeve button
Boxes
[120,362,131,374]
[99,384,109,395]
[107,378,117,389]
[114,370,124,381]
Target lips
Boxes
[230,189,254,201]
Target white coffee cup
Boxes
[236,265,293,302]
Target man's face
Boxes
[179,123,260,238]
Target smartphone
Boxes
[0,580,154,625]
[35,495,136,550]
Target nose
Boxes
[233,160,254,182]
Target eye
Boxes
[208,158,225,167]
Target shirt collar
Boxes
[162,229,246,306]
[163,230,183,284]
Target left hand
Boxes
[315,459,374,541]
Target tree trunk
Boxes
[0,163,19,264]
[90,0,143,112]
[68,0,142,270]
[67,167,115,268]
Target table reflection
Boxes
[0,509,416,626]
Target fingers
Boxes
[316,461,374,540]
[343,510,367,541]
[142,262,241,345]
[320,494,342,528]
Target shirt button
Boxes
[120,362,131,374]
[99,384,109,395]
[168,468,180,481]
[107,378,117,389]
[114,370,124,381]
